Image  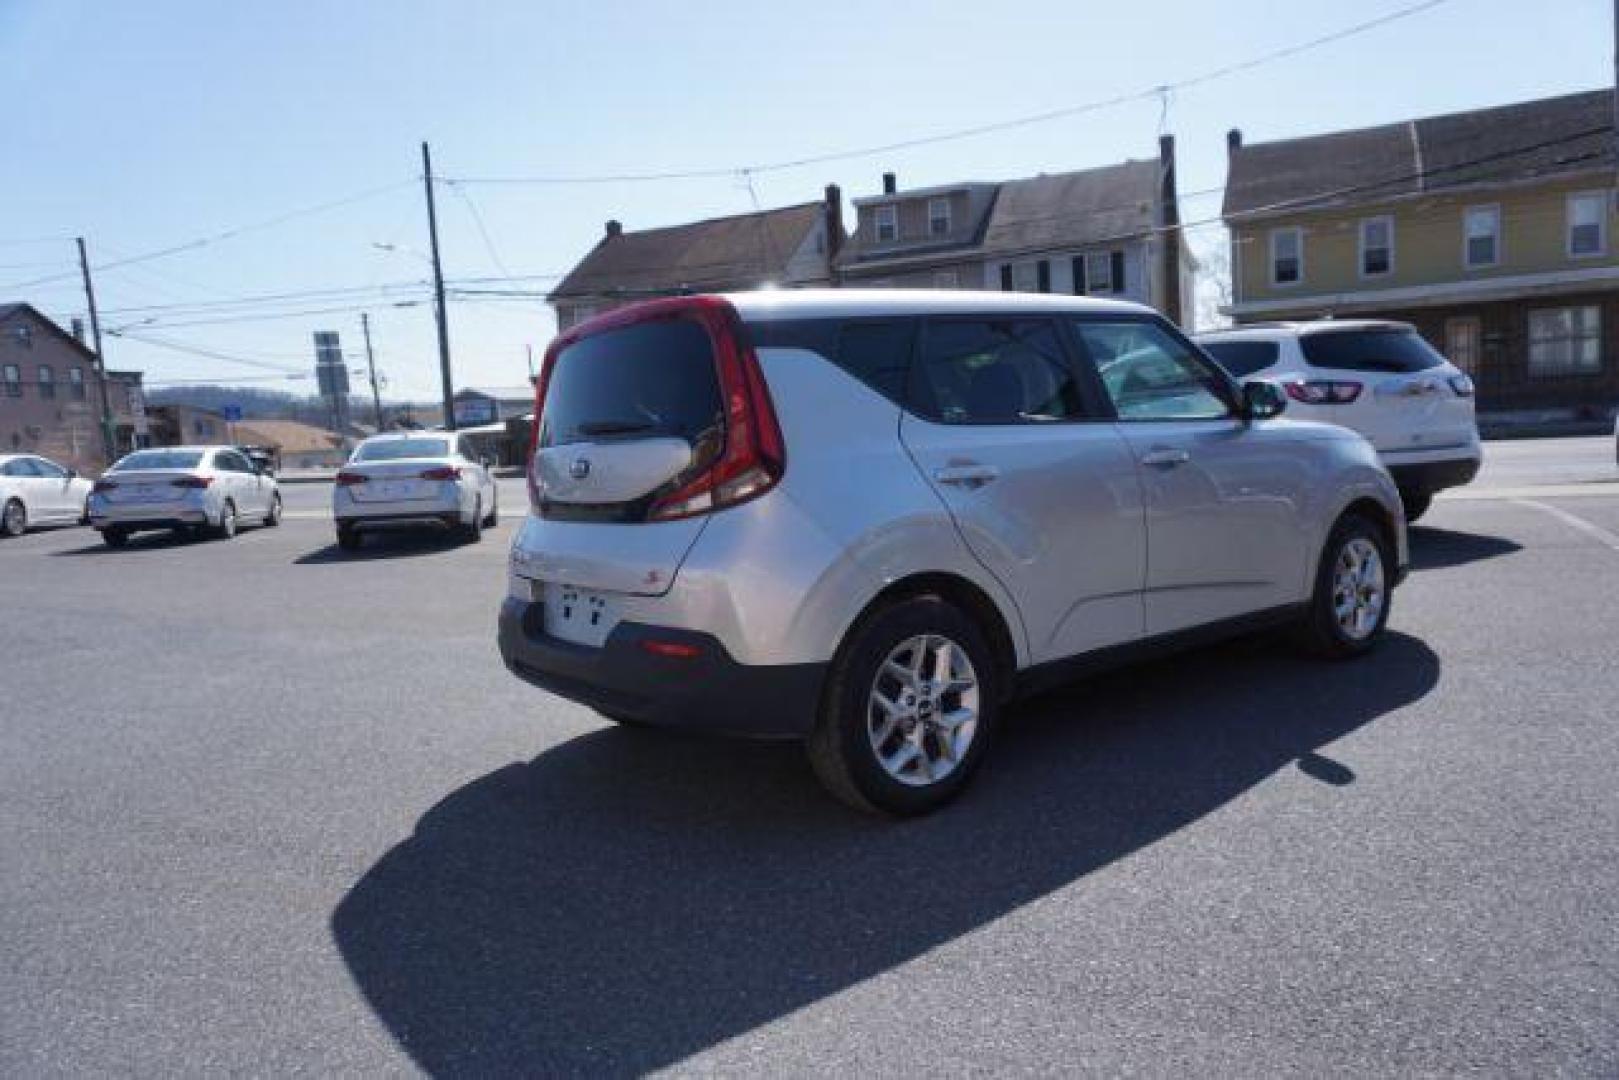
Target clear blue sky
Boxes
[0,0,1610,400]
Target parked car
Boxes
[333,432,497,550]
[88,446,282,547]
[0,453,94,537]
[500,291,1409,816]
[1194,320,1480,521]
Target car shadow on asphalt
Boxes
[1409,526,1523,571]
[293,532,477,564]
[330,629,1439,1076]
[48,529,214,555]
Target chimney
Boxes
[1158,134,1184,326]
[1226,128,1243,155]
[70,317,86,343]
[882,172,897,195]
[823,183,844,284]
[604,219,623,239]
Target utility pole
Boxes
[75,238,117,464]
[421,141,456,430]
[361,312,384,431]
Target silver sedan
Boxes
[88,445,283,547]
[332,432,498,550]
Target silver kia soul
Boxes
[500,290,1409,815]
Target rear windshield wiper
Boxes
[576,419,657,437]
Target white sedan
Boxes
[88,445,283,547]
[0,453,94,537]
[333,432,497,550]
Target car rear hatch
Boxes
[521,296,784,598]
[1300,326,1476,453]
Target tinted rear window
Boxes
[541,320,721,448]
[113,450,203,471]
[1301,329,1445,373]
[356,438,450,461]
[1200,340,1280,377]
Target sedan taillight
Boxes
[335,471,368,487]
[420,466,461,481]
[91,480,118,494]
[1284,380,1363,405]
[171,476,213,489]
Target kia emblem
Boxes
[569,457,591,480]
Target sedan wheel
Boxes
[215,501,238,540]
[1,498,25,538]
[264,493,283,527]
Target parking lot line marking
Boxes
[1512,498,1619,553]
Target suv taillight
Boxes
[420,466,460,481]
[335,471,367,487]
[91,480,118,494]
[1284,379,1363,405]
[171,476,213,489]
[529,296,786,520]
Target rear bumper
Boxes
[337,512,461,531]
[497,596,824,739]
[90,507,211,529]
[1386,455,1480,495]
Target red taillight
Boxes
[1284,380,1363,405]
[420,466,460,481]
[1448,373,1476,397]
[171,476,213,489]
[91,480,118,494]
[335,470,368,487]
[639,639,703,660]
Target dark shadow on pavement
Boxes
[294,530,473,564]
[332,631,1438,1076]
[1409,526,1523,571]
[48,528,209,555]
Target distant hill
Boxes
[146,384,438,430]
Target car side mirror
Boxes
[1242,381,1287,422]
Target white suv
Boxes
[1195,321,1480,521]
[501,292,1408,815]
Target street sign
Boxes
[221,405,243,423]
[313,330,349,397]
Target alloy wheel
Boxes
[867,633,980,786]
[1332,537,1385,641]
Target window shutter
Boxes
[1071,256,1086,294]
[1110,251,1126,293]
[1036,260,1051,293]
[999,265,1013,291]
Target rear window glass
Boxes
[1301,329,1444,373]
[1200,340,1280,377]
[837,321,915,401]
[541,319,721,448]
[113,450,203,471]
[355,438,450,461]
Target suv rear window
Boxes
[1200,340,1280,377]
[541,320,722,449]
[1302,329,1445,373]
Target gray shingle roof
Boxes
[980,160,1161,256]
[1224,88,1615,219]
[549,203,824,302]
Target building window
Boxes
[1070,256,1086,294]
[927,198,951,237]
[998,265,1013,291]
[1011,261,1039,292]
[1359,216,1393,277]
[2,364,19,397]
[1445,317,1481,375]
[1084,251,1119,294]
[1528,306,1602,377]
[933,270,959,289]
[1270,228,1302,285]
[7,324,32,348]
[1568,191,1608,258]
[874,205,898,243]
[37,365,54,399]
[69,367,86,401]
[1464,205,1500,268]
[1036,260,1051,293]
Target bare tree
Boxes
[1190,232,1233,332]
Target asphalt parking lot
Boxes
[3,438,1617,1076]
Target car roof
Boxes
[1195,319,1415,340]
[724,288,1152,323]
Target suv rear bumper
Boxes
[497,596,824,739]
[1385,455,1480,495]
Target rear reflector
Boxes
[420,466,461,481]
[639,639,703,660]
[171,476,213,489]
[1284,380,1363,405]
[335,471,368,487]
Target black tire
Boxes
[461,500,483,543]
[483,493,498,528]
[807,595,1001,817]
[1399,490,1433,524]
[213,500,238,540]
[1298,513,1393,659]
[101,528,129,548]
[264,492,283,527]
[592,707,655,730]
[1,498,25,538]
[336,525,363,552]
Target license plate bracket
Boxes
[543,582,619,648]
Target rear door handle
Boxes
[1140,448,1191,468]
[933,464,1000,487]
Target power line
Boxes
[109,330,309,374]
[445,180,518,281]
[443,0,1455,185]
